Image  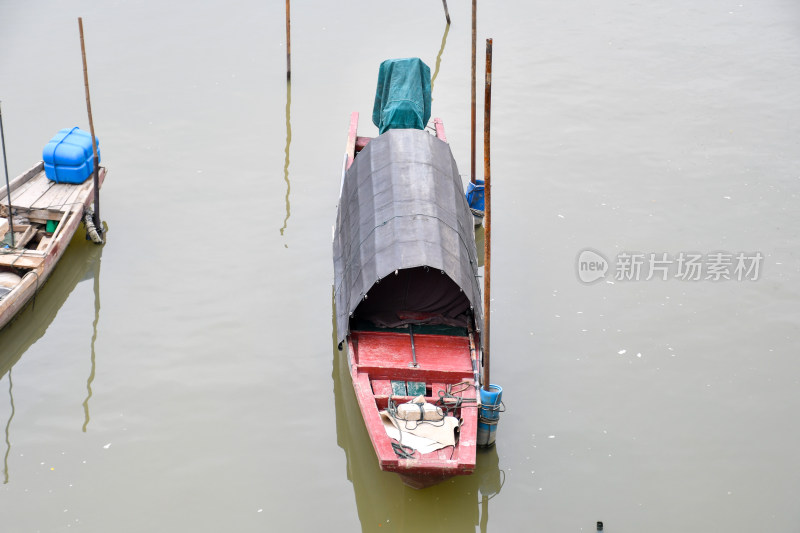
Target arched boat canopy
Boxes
[333,128,483,344]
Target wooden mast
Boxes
[482,38,492,390]
[0,103,15,248]
[78,17,102,238]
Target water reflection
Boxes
[3,371,14,484]
[331,306,503,531]
[0,232,104,483]
[82,247,102,432]
[430,21,450,99]
[280,80,292,239]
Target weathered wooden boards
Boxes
[0,164,105,331]
[0,167,98,224]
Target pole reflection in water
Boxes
[82,248,102,432]
[0,232,104,483]
[477,446,504,532]
[332,305,503,530]
[430,21,450,99]
[3,371,14,484]
[280,80,292,241]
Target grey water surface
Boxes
[0,1,798,531]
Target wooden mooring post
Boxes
[78,17,102,236]
[470,0,477,184]
[482,38,492,390]
[286,0,291,80]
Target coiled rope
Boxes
[83,206,103,244]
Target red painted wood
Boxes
[370,379,393,397]
[353,331,472,374]
[345,112,359,170]
[351,369,398,467]
[346,330,478,488]
[434,117,447,142]
[355,136,371,153]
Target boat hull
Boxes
[347,329,479,488]
[0,162,105,331]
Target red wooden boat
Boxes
[333,95,484,488]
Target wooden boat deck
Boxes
[0,161,106,331]
[0,163,100,224]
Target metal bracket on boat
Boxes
[408,323,418,368]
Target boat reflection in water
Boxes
[332,311,504,531]
[0,231,104,484]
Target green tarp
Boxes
[372,58,431,134]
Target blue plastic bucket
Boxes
[466,179,485,212]
[477,384,503,447]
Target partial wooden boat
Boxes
[333,112,483,489]
[0,161,105,331]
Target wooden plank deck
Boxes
[1,167,104,223]
[31,180,81,211]
[10,173,54,208]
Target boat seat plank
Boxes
[353,331,473,374]
[0,251,45,269]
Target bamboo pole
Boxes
[0,102,15,248]
[470,0,476,184]
[286,0,291,81]
[78,18,102,237]
[482,38,492,391]
[442,0,451,25]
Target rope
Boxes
[386,399,417,459]
[436,381,478,416]
[83,206,103,244]
[391,441,416,459]
[387,382,480,459]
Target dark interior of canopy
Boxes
[350,266,473,333]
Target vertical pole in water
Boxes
[482,38,492,391]
[477,38,501,448]
[78,18,101,236]
[442,0,451,25]
[0,102,15,248]
[285,0,291,81]
[470,0,477,184]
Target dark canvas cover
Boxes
[333,128,482,343]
